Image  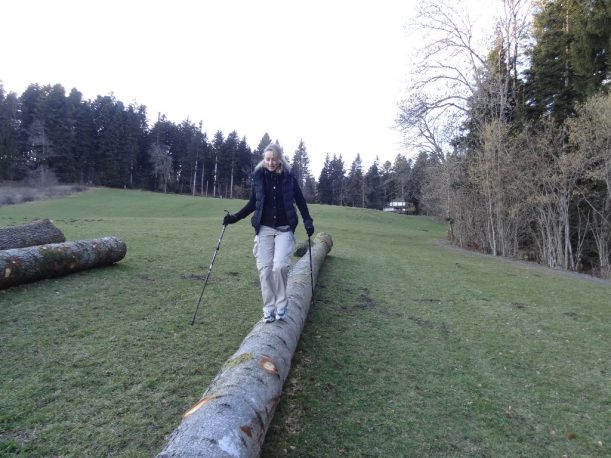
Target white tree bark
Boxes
[158,232,333,458]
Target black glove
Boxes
[304,219,314,237]
[223,213,238,226]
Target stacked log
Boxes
[158,232,333,458]
[0,236,127,289]
[0,219,65,250]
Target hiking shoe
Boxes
[276,308,287,321]
[263,312,276,323]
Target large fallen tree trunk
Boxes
[158,232,333,458]
[0,236,127,289]
[0,219,66,250]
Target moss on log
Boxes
[158,232,333,458]
[0,219,66,250]
[0,236,127,289]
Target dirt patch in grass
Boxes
[335,287,376,315]
[181,274,207,281]
[356,287,374,309]
[0,427,41,445]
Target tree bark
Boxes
[158,232,333,458]
[0,236,127,289]
[0,219,66,250]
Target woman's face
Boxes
[263,150,280,172]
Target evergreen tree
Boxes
[365,157,383,209]
[122,103,148,189]
[317,154,333,204]
[196,127,211,196]
[0,85,23,180]
[329,154,346,205]
[236,136,252,198]
[392,154,411,203]
[408,152,430,215]
[253,133,272,168]
[525,0,611,122]
[67,90,97,184]
[211,130,224,197]
[19,84,58,179]
[291,139,308,187]
[173,119,201,193]
[40,84,75,181]
[224,131,240,198]
[345,154,364,207]
[290,139,315,201]
[380,160,394,204]
[304,175,317,204]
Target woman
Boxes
[223,143,314,323]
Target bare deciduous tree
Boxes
[520,118,588,270]
[397,0,486,158]
[149,143,172,193]
[568,93,611,276]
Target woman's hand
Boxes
[223,214,238,226]
[304,219,314,237]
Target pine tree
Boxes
[408,152,429,214]
[212,131,224,197]
[392,154,411,203]
[345,154,364,207]
[525,0,611,122]
[329,154,346,205]
[291,139,315,201]
[67,90,97,184]
[253,133,272,169]
[0,85,23,180]
[317,154,333,204]
[236,136,252,198]
[174,119,201,194]
[19,84,59,181]
[291,139,308,187]
[224,131,240,198]
[304,175,317,204]
[365,157,383,210]
[381,160,394,205]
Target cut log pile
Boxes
[0,220,126,289]
[158,232,333,458]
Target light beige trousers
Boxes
[253,225,296,315]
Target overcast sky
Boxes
[1,0,497,176]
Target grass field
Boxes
[0,188,609,457]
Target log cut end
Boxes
[313,232,333,253]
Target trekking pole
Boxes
[308,235,315,306]
[190,211,229,325]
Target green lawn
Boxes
[1,188,609,457]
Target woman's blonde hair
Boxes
[255,143,292,173]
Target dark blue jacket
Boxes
[233,168,312,234]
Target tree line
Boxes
[0,83,260,199]
[397,0,610,276]
[0,83,427,208]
